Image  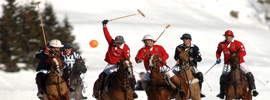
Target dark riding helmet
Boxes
[64,43,72,49]
[114,36,125,43]
[180,33,192,40]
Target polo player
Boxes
[216,30,259,99]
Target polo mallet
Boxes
[35,1,47,45]
[142,24,171,59]
[109,9,145,21]
[255,76,269,86]
[203,63,217,76]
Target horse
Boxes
[223,49,252,100]
[175,47,200,100]
[145,53,180,100]
[98,56,134,100]
[42,52,70,100]
[68,58,87,100]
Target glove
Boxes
[44,46,50,55]
[216,58,221,64]
[102,19,109,26]
[189,57,193,61]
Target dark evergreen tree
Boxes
[0,0,20,72]
[57,15,80,54]
[17,2,43,69]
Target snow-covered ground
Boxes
[0,0,269,100]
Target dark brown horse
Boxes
[223,49,252,100]
[146,53,179,100]
[98,56,134,100]
[176,48,200,100]
[43,53,70,100]
[68,59,87,100]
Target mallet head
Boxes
[34,1,42,5]
[137,9,146,17]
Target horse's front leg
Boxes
[225,97,233,100]
[62,92,70,100]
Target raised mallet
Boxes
[35,1,47,45]
[109,9,145,21]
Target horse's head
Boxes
[229,49,240,68]
[148,53,160,71]
[118,56,133,78]
[177,47,190,68]
[73,59,87,74]
[48,52,63,76]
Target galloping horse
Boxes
[68,59,87,100]
[176,48,200,100]
[223,49,252,100]
[146,53,178,100]
[98,56,134,100]
[43,53,70,100]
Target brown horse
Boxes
[176,48,200,100]
[223,49,252,100]
[146,53,179,100]
[68,59,87,100]
[43,53,70,100]
[98,56,134,100]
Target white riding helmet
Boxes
[49,39,64,48]
[142,34,155,42]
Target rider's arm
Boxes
[192,46,202,62]
[237,42,246,58]
[103,26,113,44]
[159,46,169,61]
[216,42,223,59]
[174,46,180,61]
[135,48,145,63]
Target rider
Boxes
[174,33,205,98]
[62,43,87,99]
[216,30,259,99]
[135,34,185,98]
[35,39,64,99]
[92,19,138,99]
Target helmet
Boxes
[114,36,125,43]
[180,33,192,40]
[223,30,234,36]
[64,43,72,48]
[49,39,64,48]
[142,34,155,41]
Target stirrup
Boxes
[92,93,100,99]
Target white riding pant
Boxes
[172,65,201,74]
[37,69,48,74]
[222,63,250,75]
[143,66,175,81]
[103,64,118,75]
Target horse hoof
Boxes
[133,92,138,99]
[252,90,259,97]
[200,93,206,98]
[216,93,224,99]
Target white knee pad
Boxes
[103,64,118,75]
[240,63,250,74]
[190,66,200,74]
[143,71,151,81]
[38,69,48,74]
[222,64,231,75]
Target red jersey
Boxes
[103,26,130,65]
[135,45,169,71]
[216,39,246,64]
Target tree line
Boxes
[0,0,80,72]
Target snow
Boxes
[0,0,270,100]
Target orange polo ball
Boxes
[90,40,98,48]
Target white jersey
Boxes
[62,52,81,69]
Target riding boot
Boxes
[217,74,227,99]
[245,72,259,97]
[170,75,186,99]
[129,76,138,99]
[196,72,206,98]
[36,73,45,99]
[92,72,107,99]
